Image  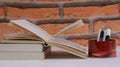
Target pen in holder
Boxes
[88,39,116,58]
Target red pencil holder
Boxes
[88,39,116,58]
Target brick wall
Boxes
[0,0,120,46]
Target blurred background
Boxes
[0,0,120,46]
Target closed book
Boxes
[0,46,51,60]
[0,43,48,52]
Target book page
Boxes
[1,40,45,44]
[54,20,84,37]
[10,19,52,41]
[48,38,87,58]
[49,37,87,52]
[4,33,43,41]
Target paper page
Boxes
[10,19,52,41]
[49,37,87,52]
[1,40,45,44]
[54,20,84,37]
[4,33,42,41]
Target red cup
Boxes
[88,39,116,58]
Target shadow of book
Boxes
[47,51,80,59]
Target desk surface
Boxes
[0,46,120,67]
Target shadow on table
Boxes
[47,51,81,59]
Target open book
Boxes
[3,33,45,44]
[3,19,87,58]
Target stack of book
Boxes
[0,42,51,60]
[0,19,88,59]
